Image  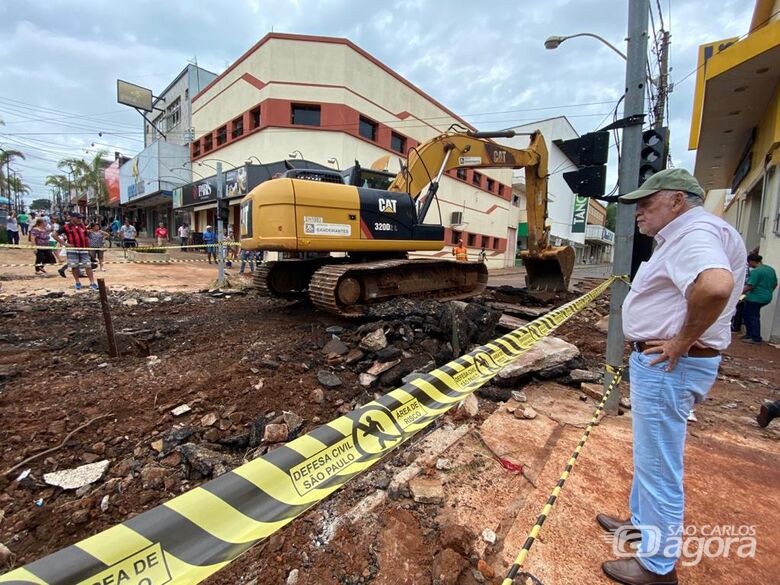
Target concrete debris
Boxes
[569,369,601,383]
[344,348,365,365]
[280,411,304,436]
[580,382,604,401]
[620,397,632,409]
[359,328,388,352]
[511,390,527,403]
[359,373,377,387]
[375,346,403,362]
[310,387,325,403]
[481,528,497,545]
[459,393,479,418]
[436,458,452,471]
[263,423,289,444]
[497,336,580,384]
[201,412,218,427]
[316,370,342,388]
[595,315,610,333]
[521,407,537,420]
[151,439,163,452]
[498,314,528,331]
[366,359,401,376]
[409,477,444,504]
[142,297,160,303]
[100,495,110,512]
[253,379,265,390]
[169,403,191,416]
[179,443,231,477]
[122,299,138,307]
[286,569,299,585]
[325,326,344,334]
[477,559,495,579]
[44,460,110,490]
[321,337,349,356]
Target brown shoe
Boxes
[603,558,677,585]
[597,514,640,538]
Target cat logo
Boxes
[378,198,397,214]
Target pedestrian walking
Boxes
[119,219,137,248]
[30,218,55,275]
[87,222,110,271]
[17,211,29,236]
[202,225,217,264]
[452,239,468,261]
[52,212,97,290]
[177,223,190,251]
[741,253,778,344]
[5,212,19,245]
[478,248,487,263]
[154,222,169,247]
[239,249,256,273]
[109,217,120,248]
[599,169,746,585]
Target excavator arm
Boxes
[387,129,574,291]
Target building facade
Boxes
[119,63,216,236]
[187,33,519,268]
[690,0,780,341]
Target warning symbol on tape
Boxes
[352,404,405,457]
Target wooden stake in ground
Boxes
[97,278,118,357]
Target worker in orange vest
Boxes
[452,239,468,262]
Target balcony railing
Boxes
[585,224,615,244]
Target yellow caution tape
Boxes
[501,366,624,585]
[0,258,241,268]
[0,277,618,585]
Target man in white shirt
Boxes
[178,223,190,251]
[599,169,746,585]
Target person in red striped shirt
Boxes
[52,212,97,291]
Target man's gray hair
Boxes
[684,191,704,207]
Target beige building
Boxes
[186,33,522,267]
[690,0,780,341]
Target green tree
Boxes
[605,202,617,232]
[30,198,51,211]
[45,174,69,216]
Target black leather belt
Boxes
[633,341,720,358]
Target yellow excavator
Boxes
[239,128,575,316]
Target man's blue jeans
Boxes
[629,351,720,574]
[743,301,767,341]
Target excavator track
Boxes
[252,259,332,298]
[308,259,488,317]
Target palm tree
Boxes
[45,174,69,217]
[85,149,109,218]
[0,147,26,206]
[57,157,89,213]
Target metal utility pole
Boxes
[653,30,671,129]
[604,0,650,413]
[216,162,226,288]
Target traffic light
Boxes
[555,131,610,198]
[638,127,670,183]
[217,197,230,222]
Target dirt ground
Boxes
[0,258,778,585]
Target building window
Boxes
[486,178,495,192]
[481,235,490,248]
[292,104,321,126]
[251,107,261,129]
[359,116,378,141]
[467,233,476,247]
[165,98,181,131]
[216,125,227,146]
[493,237,501,250]
[203,134,213,152]
[450,230,462,245]
[232,116,244,139]
[472,172,482,187]
[512,193,520,206]
[192,141,201,158]
[390,132,406,153]
[456,168,467,180]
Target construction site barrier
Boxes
[0,258,238,268]
[0,242,241,251]
[0,276,621,585]
[502,367,625,585]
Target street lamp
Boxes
[544,33,627,60]
[327,157,340,170]
[246,156,263,165]
[288,150,304,160]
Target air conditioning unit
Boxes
[450,211,463,225]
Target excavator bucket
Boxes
[521,246,576,292]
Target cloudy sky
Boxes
[0,0,755,205]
